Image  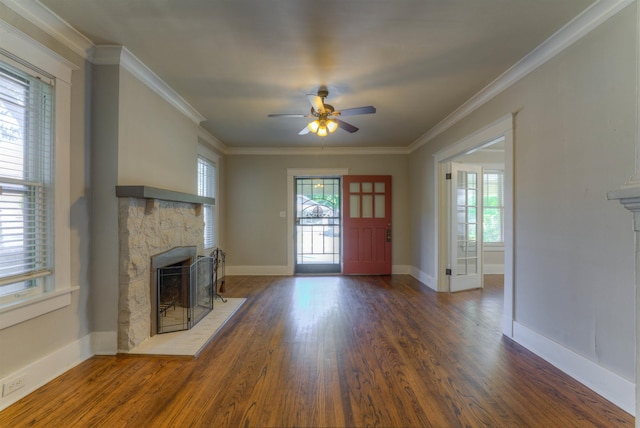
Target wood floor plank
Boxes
[0,274,634,427]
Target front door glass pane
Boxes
[362,194,373,218]
[295,177,341,273]
[374,195,385,218]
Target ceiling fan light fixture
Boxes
[268,88,376,137]
[308,120,320,133]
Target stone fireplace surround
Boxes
[116,186,214,352]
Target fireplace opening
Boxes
[151,246,214,335]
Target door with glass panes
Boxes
[342,175,392,275]
[294,177,341,273]
[449,163,483,291]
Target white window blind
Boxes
[0,62,54,297]
[197,155,216,249]
[483,170,504,244]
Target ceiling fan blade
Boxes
[307,94,325,114]
[298,126,310,135]
[336,119,359,133]
[334,106,376,117]
[268,113,308,118]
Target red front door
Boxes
[342,175,392,275]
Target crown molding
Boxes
[0,2,207,126]
[0,0,94,59]
[0,18,78,83]
[93,45,205,125]
[91,45,122,65]
[408,0,634,153]
[225,145,410,156]
[3,0,631,155]
[198,127,229,155]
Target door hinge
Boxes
[445,268,452,276]
[445,173,452,180]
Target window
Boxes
[197,155,216,249]
[0,61,54,302]
[0,26,72,328]
[483,170,504,244]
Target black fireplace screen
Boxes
[156,255,214,334]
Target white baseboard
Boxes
[0,331,103,411]
[410,267,436,291]
[513,321,635,416]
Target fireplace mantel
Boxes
[116,185,215,205]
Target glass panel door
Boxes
[295,177,341,273]
[450,163,483,292]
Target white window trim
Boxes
[286,168,349,275]
[0,21,77,329]
[482,169,505,247]
[197,144,219,251]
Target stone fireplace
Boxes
[116,186,215,352]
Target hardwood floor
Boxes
[0,275,634,427]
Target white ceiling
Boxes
[38,0,595,148]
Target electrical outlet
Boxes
[3,374,27,397]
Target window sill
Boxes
[0,286,78,330]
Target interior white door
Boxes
[450,163,483,292]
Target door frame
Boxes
[433,114,514,337]
[286,168,349,275]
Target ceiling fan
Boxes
[268,88,376,137]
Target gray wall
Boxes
[0,6,92,376]
[410,6,636,381]
[118,69,199,193]
[225,154,410,268]
[90,64,120,333]
[90,64,208,338]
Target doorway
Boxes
[294,177,341,274]
[434,114,514,337]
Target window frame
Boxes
[0,63,54,303]
[197,145,219,251]
[0,22,75,329]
